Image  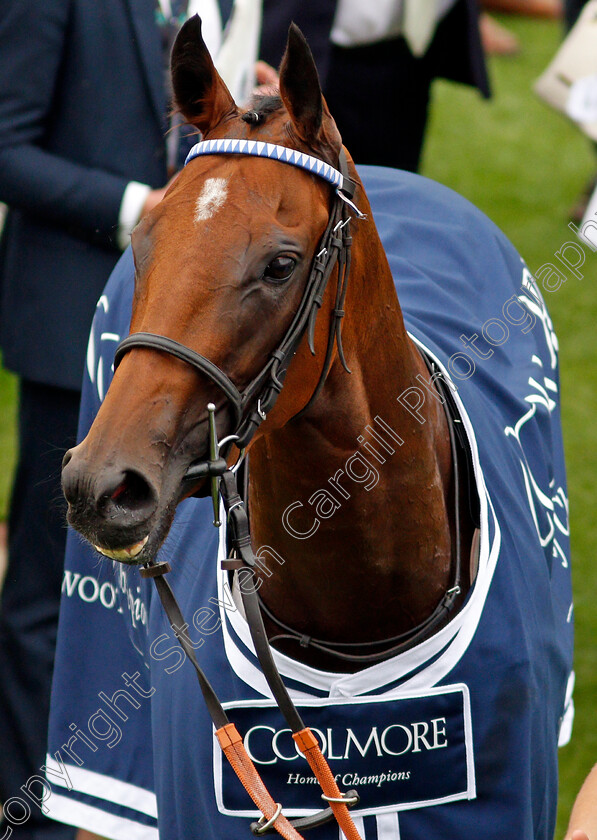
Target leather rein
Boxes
[114,141,366,840]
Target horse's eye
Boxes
[262,255,296,284]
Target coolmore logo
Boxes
[243,719,448,765]
[215,685,476,816]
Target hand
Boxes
[141,187,167,217]
[571,832,590,840]
[140,172,180,218]
[253,60,279,97]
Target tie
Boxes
[155,0,188,64]
[402,0,439,57]
[155,0,187,30]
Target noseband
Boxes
[114,141,363,482]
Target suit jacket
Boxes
[0,0,168,390]
[260,0,490,98]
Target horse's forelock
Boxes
[238,94,341,168]
[241,94,284,122]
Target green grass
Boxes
[0,362,17,518]
[0,14,594,835]
[422,16,597,837]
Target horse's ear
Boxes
[171,15,237,133]
[279,23,330,150]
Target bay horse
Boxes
[62,16,470,666]
[58,15,573,840]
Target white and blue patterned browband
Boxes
[185,138,344,190]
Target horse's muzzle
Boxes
[61,447,159,562]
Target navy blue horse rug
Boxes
[45,166,573,840]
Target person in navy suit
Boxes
[260,0,490,172]
[0,3,171,837]
[0,1,258,837]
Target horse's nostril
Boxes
[62,453,82,506]
[97,470,157,518]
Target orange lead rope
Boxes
[214,723,363,840]
[216,723,362,840]
[219,468,364,840]
[216,723,304,839]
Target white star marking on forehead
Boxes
[194,177,228,223]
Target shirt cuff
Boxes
[117,181,152,251]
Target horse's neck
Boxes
[248,192,456,668]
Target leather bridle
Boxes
[114,144,361,467]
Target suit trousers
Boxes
[323,37,433,173]
[0,380,79,840]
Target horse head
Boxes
[61,17,359,564]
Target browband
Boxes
[185,138,347,192]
